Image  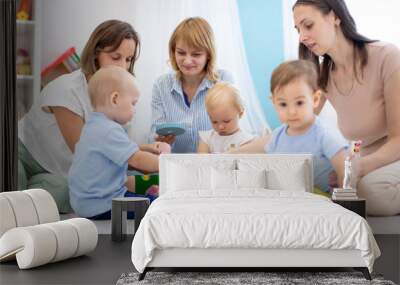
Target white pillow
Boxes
[267,166,307,191]
[237,158,309,191]
[167,162,211,191]
[211,168,236,190]
[236,169,268,189]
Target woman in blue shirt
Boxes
[151,17,233,153]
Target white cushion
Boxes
[238,157,310,192]
[211,168,236,190]
[236,169,268,189]
[167,162,211,191]
[0,189,60,238]
[0,191,39,227]
[159,154,313,194]
[0,190,97,269]
[0,196,16,237]
[0,218,97,269]
[64,218,98,257]
[267,166,307,191]
[24,189,60,223]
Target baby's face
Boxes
[114,83,139,125]
[272,79,319,134]
[207,103,240,136]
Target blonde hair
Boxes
[270,60,319,96]
[80,20,140,78]
[88,66,136,109]
[169,17,219,82]
[205,82,244,117]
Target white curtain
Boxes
[282,0,400,129]
[129,0,269,144]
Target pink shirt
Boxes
[326,42,400,155]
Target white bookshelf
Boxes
[16,0,41,120]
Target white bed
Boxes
[131,154,380,280]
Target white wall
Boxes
[346,0,400,48]
[40,0,136,68]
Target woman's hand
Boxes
[155,134,176,145]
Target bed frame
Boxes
[138,154,372,281]
[140,248,370,280]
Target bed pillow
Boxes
[211,168,236,190]
[266,165,307,191]
[236,169,268,189]
[237,158,309,191]
[167,162,211,191]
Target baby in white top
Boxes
[198,82,254,153]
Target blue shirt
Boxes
[265,117,348,192]
[69,112,139,217]
[150,70,233,153]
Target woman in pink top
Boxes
[292,0,400,216]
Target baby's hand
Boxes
[148,142,171,154]
[157,142,171,154]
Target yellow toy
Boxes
[16,0,31,21]
[16,48,32,75]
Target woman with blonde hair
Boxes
[151,17,233,153]
[18,20,140,212]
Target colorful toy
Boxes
[351,140,362,155]
[16,48,32,75]
[156,123,186,136]
[135,174,159,195]
[16,0,32,21]
[145,185,159,197]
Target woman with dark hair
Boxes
[18,20,140,212]
[293,0,400,216]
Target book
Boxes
[333,187,357,193]
[332,193,359,200]
[332,192,357,197]
[332,196,359,201]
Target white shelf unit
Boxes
[16,0,41,120]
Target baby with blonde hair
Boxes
[198,82,254,153]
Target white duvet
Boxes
[131,190,380,273]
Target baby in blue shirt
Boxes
[265,60,348,193]
[69,66,169,219]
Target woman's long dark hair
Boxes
[293,0,375,91]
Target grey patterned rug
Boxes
[116,271,395,285]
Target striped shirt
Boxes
[150,70,233,153]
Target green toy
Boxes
[135,174,159,195]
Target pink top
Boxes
[326,42,400,155]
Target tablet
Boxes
[155,123,186,136]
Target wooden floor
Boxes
[0,235,133,285]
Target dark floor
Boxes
[0,235,133,285]
[1,234,397,285]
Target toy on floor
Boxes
[135,174,159,195]
[16,48,32,75]
[145,185,159,197]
